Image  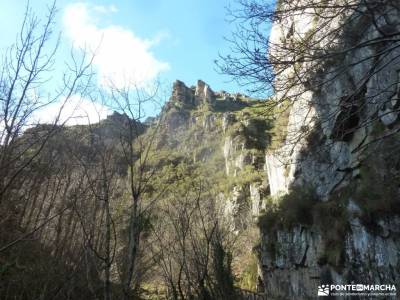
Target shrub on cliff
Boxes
[257,186,318,231]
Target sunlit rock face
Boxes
[195,79,216,105]
[159,80,269,231]
[171,80,195,107]
[265,152,289,196]
[223,135,249,176]
[260,1,400,298]
[169,79,216,109]
[164,79,217,130]
[266,1,400,198]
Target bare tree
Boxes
[0,0,94,255]
[69,122,120,300]
[0,2,103,300]
[102,83,166,299]
[150,178,237,300]
[54,81,166,300]
[0,1,93,203]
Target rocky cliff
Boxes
[158,79,270,223]
[140,79,276,291]
[133,24,400,294]
[258,1,400,299]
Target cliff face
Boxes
[142,80,273,291]
[259,1,400,298]
[159,79,269,224]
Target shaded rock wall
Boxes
[260,217,400,299]
[260,1,400,298]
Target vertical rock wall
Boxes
[260,1,400,298]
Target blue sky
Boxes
[0,0,269,121]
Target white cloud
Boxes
[93,4,118,14]
[0,96,110,140]
[32,95,112,126]
[63,3,170,89]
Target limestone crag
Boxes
[161,80,268,229]
[259,216,400,299]
[267,1,400,198]
[259,1,400,298]
[170,80,195,107]
[223,135,248,176]
[163,79,216,130]
[169,79,216,108]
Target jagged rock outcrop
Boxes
[171,80,195,107]
[169,79,216,108]
[159,81,269,231]
[195,79,216,105]
[163,79,217,130]
[259,1,400,299]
